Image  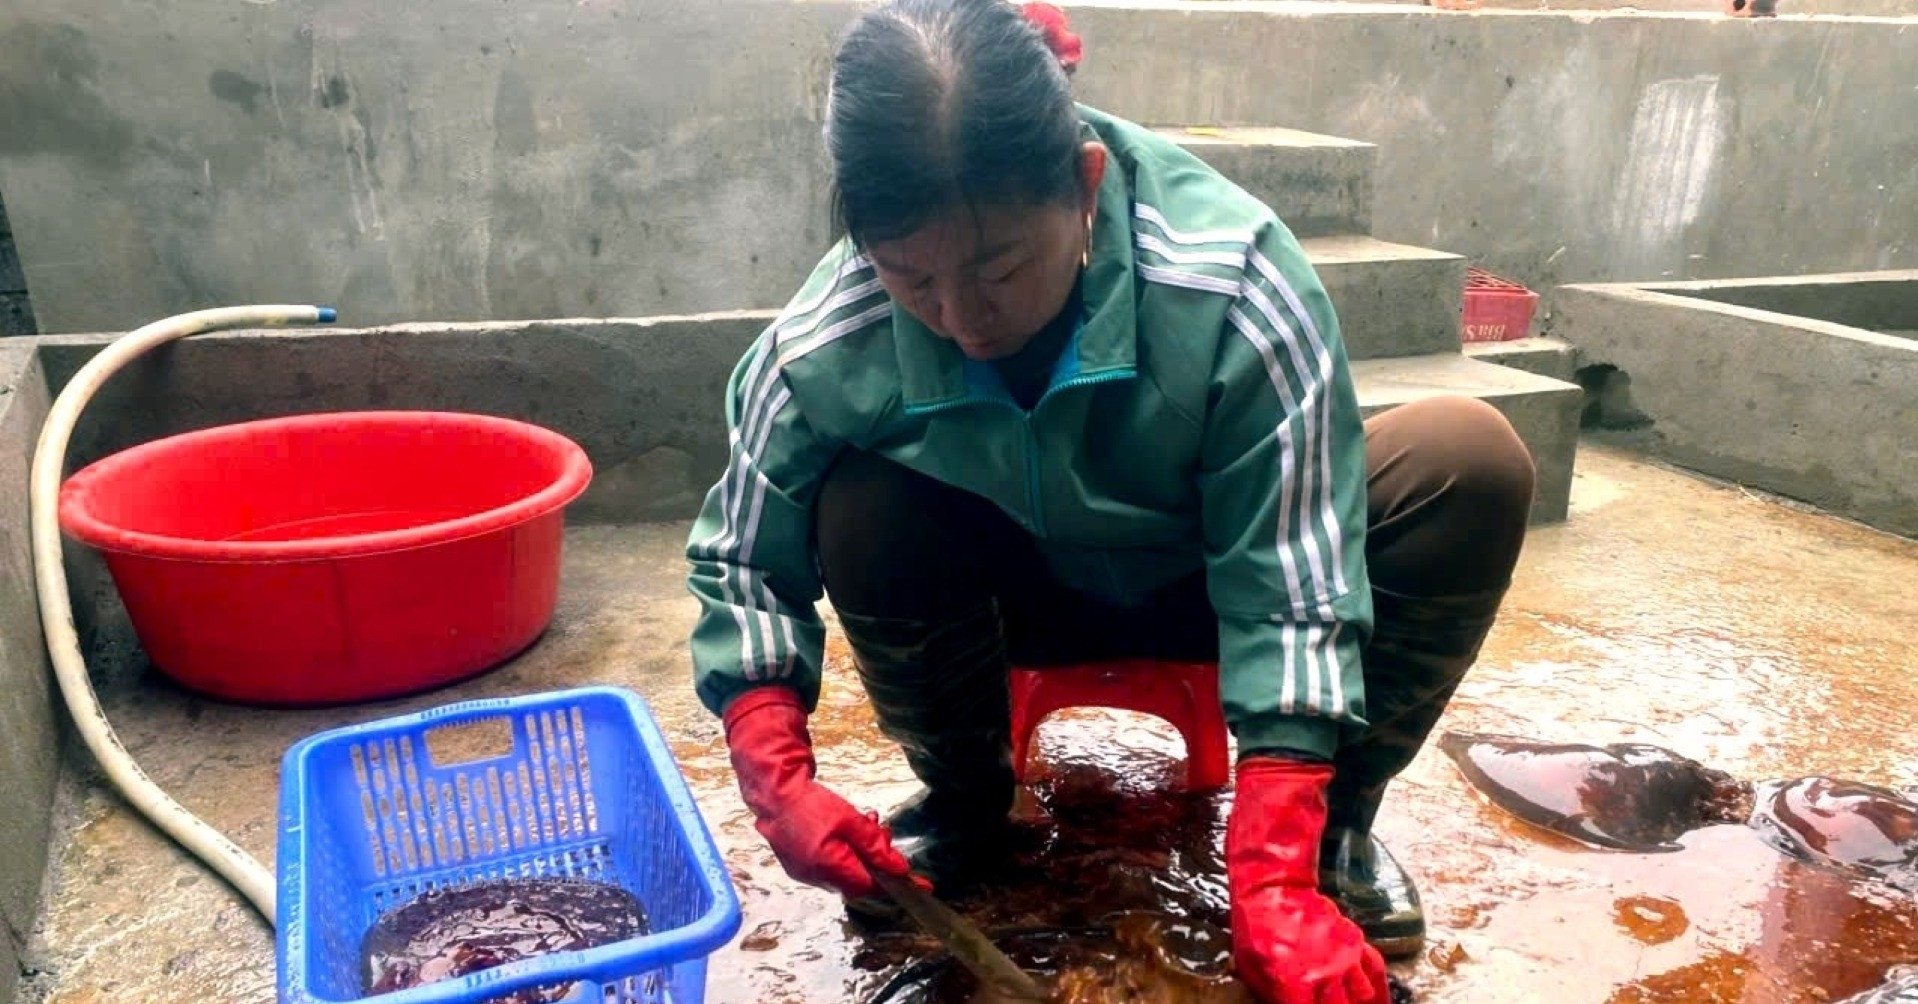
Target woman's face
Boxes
[865,144,1105,362]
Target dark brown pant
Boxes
[816,395,1537,832]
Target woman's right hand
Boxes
[722,687,924,899]
[1228,757,1390,1004]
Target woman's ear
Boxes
[1079,141,1108,218]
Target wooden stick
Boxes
[873,871,1048,1001]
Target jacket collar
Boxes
[895,125,1137,413]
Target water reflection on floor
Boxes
[28,447,1918,1004]
[684,447,1918,1004]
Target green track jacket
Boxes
[686,105,1372,758]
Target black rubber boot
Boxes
[1319,826,1426,959]
[1321,585,1508,958]
[833,601,1018,924]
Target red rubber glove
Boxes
[1228,757,1390,1004]
[722,687,926,900]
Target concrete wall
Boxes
[34,313,768,526]
[0,194,35,336]
[0,0,850,335]
[1070,2,1918,306]
[0,343,60,1004]
[1652,271,1918,330]
[1,1,1913,335]
[1323,0,1918,14]
[1551,276,1918,536]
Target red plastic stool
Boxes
[1008,659,1232,791]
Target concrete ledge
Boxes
[17,311,770,699]
[1551,274,1918,537]
[1293,0,1918,14]
[1304,235,1467,360]
[0,340,59,1004]
[1628,270,1918,332]
[11,310,1589,642]
[1464,336,1580,382]
[1158,125,1375,239]
[1352,352,1583,522]
[32,312,773,526]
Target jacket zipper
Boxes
[965,398,1046,536]
[909,367,1135,537]
[1022,368,1133,538]
[1023,419,1046,537]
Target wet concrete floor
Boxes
[20,444,1918,1004]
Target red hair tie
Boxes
[1022,2,1083,76]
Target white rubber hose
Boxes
[30,304,337,923]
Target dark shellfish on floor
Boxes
[1438,731,1918,891]
[1750,776,1918,893]
[1435,731,1752,852]
[1834,964,1918,1003]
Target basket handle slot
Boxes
[424,715,517,768]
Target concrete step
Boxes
[1464,336,1581,383]
[1352,353,1583,524]
[1158,126,1375,240]
[1304,235,1466,361]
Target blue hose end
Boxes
[316,306,338,324]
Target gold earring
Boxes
[1082,213,1094,268]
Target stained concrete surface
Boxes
[19,444,1918,1003]
[3,1,1915,335]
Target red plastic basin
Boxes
[57,411,593,706]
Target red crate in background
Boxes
[1461,266,1538,343]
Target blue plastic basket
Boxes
[276,685,740,1004]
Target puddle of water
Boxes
[1435,822,1918,1004]
[685,610,1918,1004]
[38,459,1918,1004]
[1613,895,1690,945]
[421,461,1918,1003]
[704,678,1918,1004]
[847,711,1240,1003]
